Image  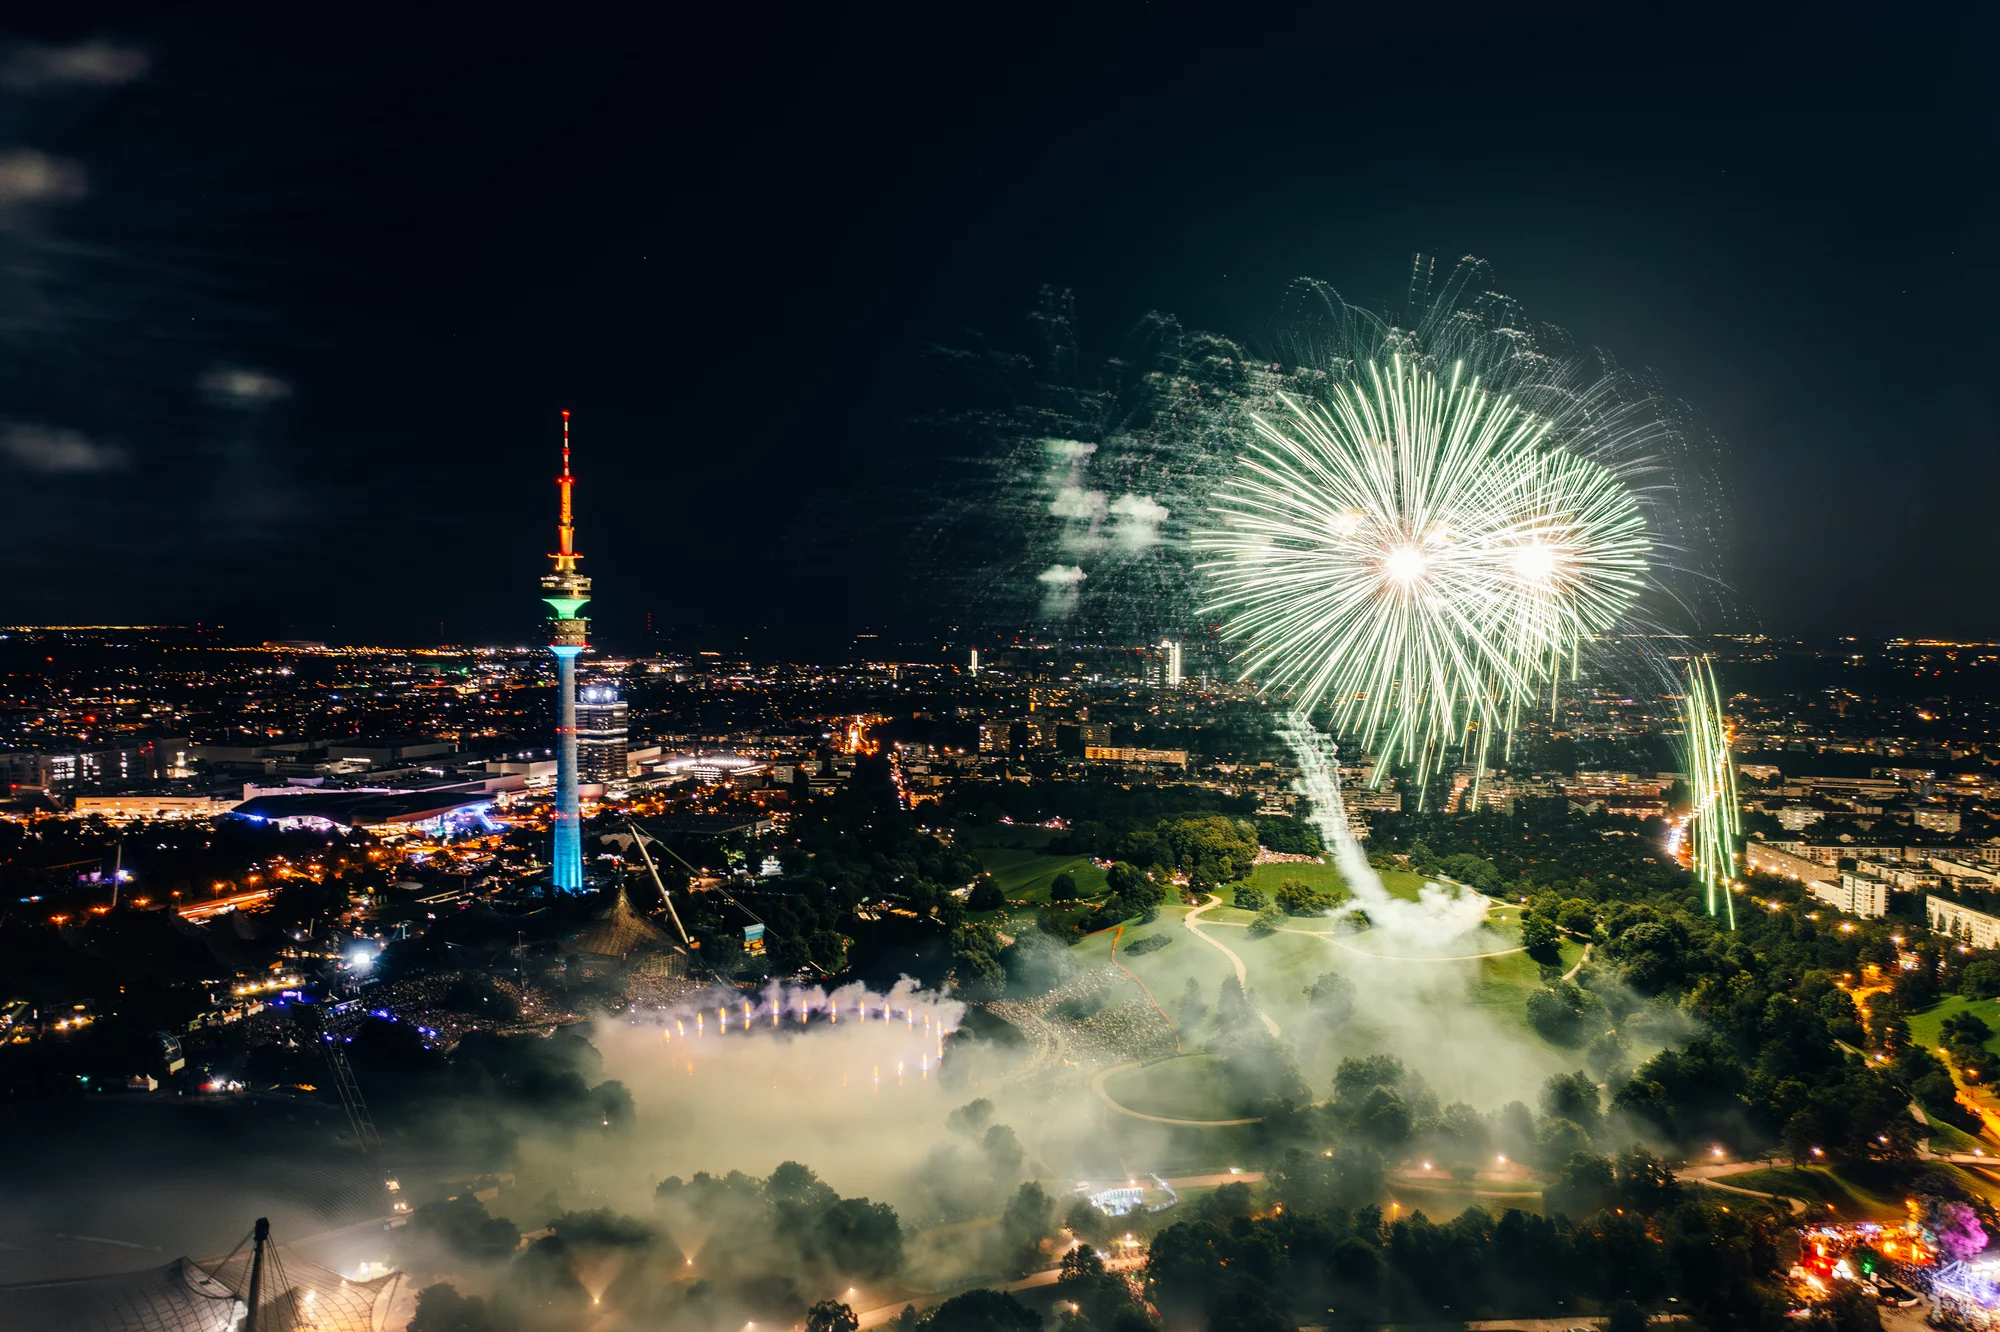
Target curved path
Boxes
[1090,1060,1264,1128]
[1183,897,1282,1035]
[1676,1160,1809,1215]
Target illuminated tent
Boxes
[0,1236,401,1331]
[568,884,670,958]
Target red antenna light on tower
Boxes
[553,411,578,567]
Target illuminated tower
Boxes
[542,411,590,893]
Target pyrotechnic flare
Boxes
[1681,654,1740,925]
[1198,354,1650,793]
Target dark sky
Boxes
[0,5,1994,649]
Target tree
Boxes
[1810,1282,1883,1332]
[1555,898,1597,935]
[1064,1198,1113,1244]
[408,1284,499,1332]
[1249,902,1287,935]
[405,1196,520,1265]
[1521,911,1562,963]
[1176,977,1207,1027]
[1543,1150,1616,1217]
[1541,1070,1603,1137]
[1527,981,1604,1047]
[1934,1200,1989,1261]
[1233,883,1267,911]
[1001,1181,1055,1270]
[1049,871,1079,903]
[927,1289,1042,1332]
[969,877,1006,910]
[1960,958,2000,998]
[982,1123,1026,1177]
[1304,970,1355,1023]
[808,1302,861,1332]
[1256,815,1322,856]
[817,1197,905,1278]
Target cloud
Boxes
[0,41,149,91]
[1108,492,1170,549]
[200,366,293,406]
[0,149,86,209]
[1,424,128,473]
[1049,486,1105,521]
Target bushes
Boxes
[1233,883,1267,910]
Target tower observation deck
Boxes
[541,411,590,892]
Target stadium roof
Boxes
[0,1245,400,1332]
[229,789,491,828]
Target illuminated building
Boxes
[541,412,591,893]
[578,682,629,785]
[1084,745,1189,767]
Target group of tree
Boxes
[405,1160,905,1332]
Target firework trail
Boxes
[1680,654,1740,924]
[1280,711,1486,944]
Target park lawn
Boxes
[975,847,1109,904]
[1908,994,2000,1061]
[1102,1054,1240,1121]
[1389,1178,1546,1218]
[1237,860,1437,905]
[1930,1119,1993,1154]
[1722,1164,1908,1221]
[1241,859,1350,902]
[960,823,1058,850]
[1232,926,1352,1024]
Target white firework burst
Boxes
[1196,353,1650,790]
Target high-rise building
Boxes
[540,412,590,893]
[1162,638,1183,688]
[578,683,629,786]
[1144,639,1184,689]
[969,648,980,677]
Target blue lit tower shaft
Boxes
[542,411,590,893]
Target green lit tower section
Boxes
[542,410,590,893]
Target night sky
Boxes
[0,7,1994,649]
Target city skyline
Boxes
[5,14,2000,1332]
